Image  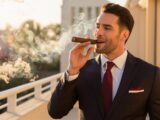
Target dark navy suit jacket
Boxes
[48,52,160,120]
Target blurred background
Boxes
[0,0,159,120]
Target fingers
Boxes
[74,41,91,50]
[78,41,91,47]
[86,34,90,39]
[85,46,94,58]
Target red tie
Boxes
[102,61,114,112]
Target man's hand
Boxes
[67,42,94,75]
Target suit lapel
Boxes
[106,52,137,118]
[93,55,105,118]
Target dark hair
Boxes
[101,3,134,35]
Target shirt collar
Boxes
[101,50,128,70]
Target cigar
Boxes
[72,37,97,44]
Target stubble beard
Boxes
[95,43,114,55]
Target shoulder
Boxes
[128,52,160,73]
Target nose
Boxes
[94,26,104,38]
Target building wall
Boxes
[156,0,160,66]
[126,0,159,66]
[61,0,107,30]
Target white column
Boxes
[91,6,95,19]
[92,6,97,19]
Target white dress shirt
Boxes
[66,51,128,100]
[101,51,127,99]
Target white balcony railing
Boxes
[0,73,61,120]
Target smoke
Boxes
[11,27,59,64]
[55,13,96,53]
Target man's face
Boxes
[94,13,126,55]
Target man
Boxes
[48,3,160,120]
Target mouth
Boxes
[96,40,105,44]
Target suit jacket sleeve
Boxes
[48,73,78,119]
[148,67,160,119]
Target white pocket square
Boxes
[128,88,144,93]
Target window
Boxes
[87,7,92,20]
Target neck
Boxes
[104,48,125,60]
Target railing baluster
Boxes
[35,85,42,99]
[50,80,57,92]
[0,73,61,119]
[7,94,17,114]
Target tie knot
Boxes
[107,61,114,70]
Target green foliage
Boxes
[0,77,29,91]
[40,24,61,41]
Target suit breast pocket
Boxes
[123,91,147,111]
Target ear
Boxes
[120,29,129,43]
[124,29,129,42]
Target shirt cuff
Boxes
[65,71,79,81]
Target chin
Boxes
[95,49,104,54]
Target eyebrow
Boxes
[96,23,113,28]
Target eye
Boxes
[104,26,111,31]
[96,24,100,29]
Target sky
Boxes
[0,0,126,29]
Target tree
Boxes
[40,24,61,41]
